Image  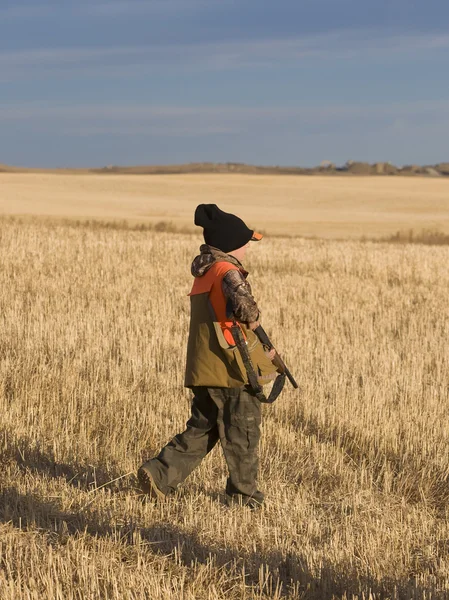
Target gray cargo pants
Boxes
[145,386,262,499]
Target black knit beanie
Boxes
[194,204,262,253]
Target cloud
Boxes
[64,125,239,137]
[2,101,448,140]
[2,101,448,121]
[0,5,50,19]
[85,0,217,17]
[1,29,448,83]
[0,0,219,19]
[0,46,144,67]
[0,104,242,135]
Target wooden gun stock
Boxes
[254,325,299,390]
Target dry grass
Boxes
[2,172,449,239]
[1,216,449,599]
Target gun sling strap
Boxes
[230,322,285,404]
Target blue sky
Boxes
[1,0,448,167]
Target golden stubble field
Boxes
[1,206,449,598]
[2,172,449,239]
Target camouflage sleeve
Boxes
[222,269,260,323]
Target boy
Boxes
[138,204,277,508]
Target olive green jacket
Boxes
[184,247,277,388]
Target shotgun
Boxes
[254,325,299,390]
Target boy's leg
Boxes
[208,387,263,505]
[139,387,219,496]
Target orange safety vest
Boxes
[184,261,277,388]
[189,261,244,347]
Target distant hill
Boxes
[1,161,448,176]
[0,164,23,173]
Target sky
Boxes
[1,0,449,168]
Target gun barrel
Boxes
[284,367,299,389]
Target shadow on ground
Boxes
[1,429,446,599]
[0,428,145,493]
[272,402,449,511]
[0,485,444,600]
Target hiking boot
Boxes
[226,489,264,509]
[137,463,167,501]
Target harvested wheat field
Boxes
[1,208,449,599]
[2,172,449,239]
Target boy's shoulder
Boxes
[211,260,240,277]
